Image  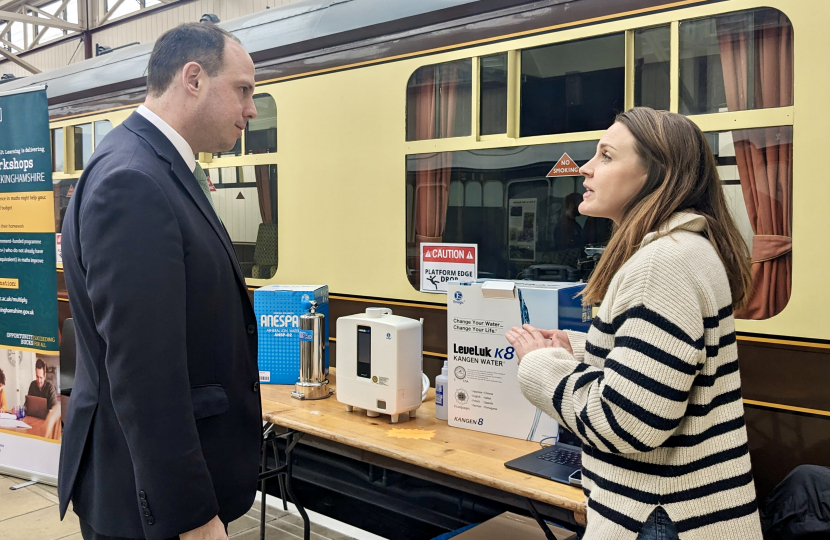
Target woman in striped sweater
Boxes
[506,108,763,540]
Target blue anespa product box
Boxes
[254,285,329,384]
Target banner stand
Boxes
[0,464,57,486]
[0,85,62,485]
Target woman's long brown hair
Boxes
[580,108,752,309]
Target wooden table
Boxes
[260,368,587,531]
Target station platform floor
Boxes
[0,473,362,540]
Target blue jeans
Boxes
[636,507,680,540]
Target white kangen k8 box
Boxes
[447,280,590,441]
[336,308,423,423]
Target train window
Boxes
[73,123,93,170]
[204,164,278,278]
[448,182,463,207]
[406,142,614,288]
[706,126,792,319]
[240,166,257,183]
[520,33,625,137]
[57,177,75,229]
[246,94,277,154]
[465,180,482,207]
[95,120,113,148]
[679,8,793,115]
[221,167,239,184]
[483,181,503,208]
[51,129,64,173]
[480,54,508,135]
[209,167,258,186]
[406,59,472,141]
[634,26,670,110]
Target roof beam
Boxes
[0,42,41,73]
[0,9,81,31]
[0,0,70,11]
[27,18,50,49]
[21,0,73,50]
[25,3,65,21]
[97,0,125,26]
[27,29,43,50]
[0,35,24,53]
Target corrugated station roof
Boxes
[0,0,480,100]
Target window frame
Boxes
[204,91,278,169]
[245,93,278,155]
[50,110,131,180]
[51,127,65,173]
[403,4,795,319]
[71,122,94,172]
[519,32,628,138]
[405,58,474,142]
[197,90,280,286]
[48,101,280,283]
[404,8,793,156]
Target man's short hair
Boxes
[0,367,5,386]
[35,359,46,372]
[146,22,241,97]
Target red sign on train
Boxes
[420,243,478,294]
[546,152,581,177]
[422,245,476,263]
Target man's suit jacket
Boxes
[58,112,262,540]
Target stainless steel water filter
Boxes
[291,300,334,400]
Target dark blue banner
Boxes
[0,87,58,352]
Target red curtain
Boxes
[412,64,459,268]
[718,10,793,319]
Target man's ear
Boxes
[182,61,203,97]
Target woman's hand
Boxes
[541,329,573,356]
[505,325,573,364]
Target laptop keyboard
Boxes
[537,447,581,467]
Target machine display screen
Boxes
[357,325,371,378]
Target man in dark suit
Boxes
[59,23,261,540]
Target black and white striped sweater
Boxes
[518,212,763,540]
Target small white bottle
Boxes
[435,360,448,420]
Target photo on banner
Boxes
[0,350,62,439]
[0,86,62,480]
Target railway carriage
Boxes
[3,0,828,518]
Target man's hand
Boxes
[180,515,227,540]
[505,325,574,364]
